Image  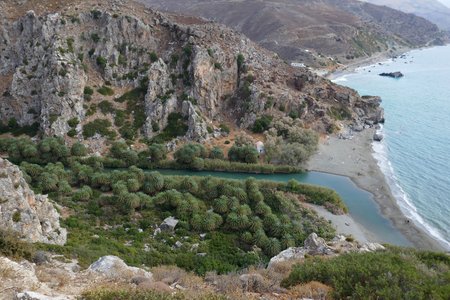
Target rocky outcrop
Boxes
[182,100,209,142]
[143,60,178,138]
[268,233,386,267]
[0,0,386,146]
[88,255,153,280]
[0,158,66,245]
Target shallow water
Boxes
[158,169,412,246]
[334,45,450,250]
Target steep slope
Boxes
[0,158,67,245]
[361,0,450,31]
[142,0,448,66]
[0,0,382,150]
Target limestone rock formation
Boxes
[0,158,67,245]
[88,255,153,280]
[0,0,386,148]
[268,232,386,267]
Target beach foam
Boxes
[372,125,450,250]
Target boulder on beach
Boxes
[373,133,383,141]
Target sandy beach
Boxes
[307,129,446,252]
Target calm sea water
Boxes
[334,45,450,250]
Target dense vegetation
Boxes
[0,136,342,275]
[282,247,450,299]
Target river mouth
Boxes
[156,169,412,247]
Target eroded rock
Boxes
[0,158,67,245]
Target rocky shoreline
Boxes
[307,129,447,252]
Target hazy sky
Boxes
[438,0,450,8]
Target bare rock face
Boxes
[0,0,385,146]
[0,158,67,245]
[143,59,177,138]
[182,100,209,142]
[268,232,386,267]
[88,255,153,280]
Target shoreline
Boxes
[323,46,413,80]
[307,129,447,252]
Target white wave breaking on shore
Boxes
[372,125,450,250]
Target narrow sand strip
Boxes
[307,129,446,251]
[306,204,369,244]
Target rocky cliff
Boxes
[0,0,383,149]
[0,158,67,245]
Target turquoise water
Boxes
[334,45,450,250]
[159,169,411,246]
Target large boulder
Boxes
[88,255,153,280]
[0,158,66,245]
[159,216,179,232]
[267,247,307,268]
[304,233,334,255]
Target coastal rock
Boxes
[373,133,383,141]
[88,255,153,280]
[0,158,67,245]
[379,71,404,78]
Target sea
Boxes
[333,45,450,250]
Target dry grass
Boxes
[288,281,332,299]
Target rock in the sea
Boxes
[159,216,179,232]
[88,255,153,280]
[0,158,66,245]
[379,71,403,78]
[373,133,383,141]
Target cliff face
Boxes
[0,158,67,245]
[0,0,383,147]
[142,0,449,66]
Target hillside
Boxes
[0,0,383,157]
[362,0,450,31]
[142,0,448,67]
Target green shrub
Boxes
[91,33,100,43]
[12,211,21,222]
[83,119,116,139]
[209,147,224,160]
[67,117,79,128]
[96,56,107,69]
[151,113,188,144]
[228,145,259,164]
[98,100,114,114]
[281,248,450,299]
[0,230,35,260]
[219,124,230,134]
[252,115,273,133]
[149,51,158,62]
[97,86,114,96]
[71,142,87,157]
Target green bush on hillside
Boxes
[281,247,450,299]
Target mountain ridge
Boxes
[141,0,449,67]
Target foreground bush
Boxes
[83,289,226,300]
[281,247,450,299]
